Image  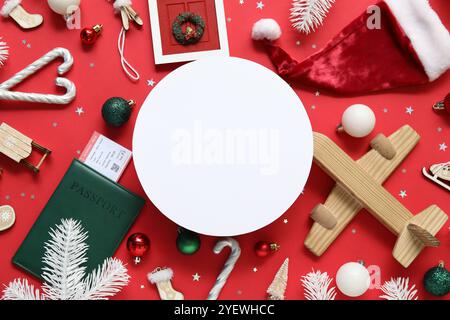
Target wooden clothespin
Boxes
[0,123,51,173]
[1,0,43,29]
[114,0,143,31]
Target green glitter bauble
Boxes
[172,12,205,45]
[102,97,134,127]
[176,228,200,255]
[423,262,450,297]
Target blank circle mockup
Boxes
[133,57,313,236]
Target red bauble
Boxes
[254,241,280,257]
[127,233,150,264]
[80,24,103,45]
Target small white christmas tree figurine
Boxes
[380,277,418,300]
[267,258,289,300]
[290,0,335,34]
[0,37,8,66]
[2,218,130,300]
[301,269,336,300]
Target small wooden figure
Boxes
[305,125,448,268]
[0,123,51,173]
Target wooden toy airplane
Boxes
[0,123,51,173]
[305,125,448,268]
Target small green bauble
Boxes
[102,97,135,127]
[423,261,450,297]
[176,227,200,255]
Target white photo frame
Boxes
[148,0,229,65]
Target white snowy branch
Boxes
[41,218,89,300]
[2,279,44,300]
[80,258,130,300]
[301,269,336,300]
[290,0,335,34]
[1,218,129,300]
[380,277,418,300]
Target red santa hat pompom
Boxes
[252,0,450,95]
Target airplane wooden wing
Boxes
[305,125,420,257]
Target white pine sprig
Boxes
[301,269,336,300]
[290,0,335,34]
[41,219,89,300]
[1,218,129,300]
[80,258,130,300]
[0,37,8,66]
[2,279,45,300]
[380,277,418,300]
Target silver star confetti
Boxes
[256,1,264,10]
[439,142,447,152]
[399,190,407,199]
[193,273,201,281]
[405,106,414,115]
[75,107,84,116]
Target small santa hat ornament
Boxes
[252,0,450,95]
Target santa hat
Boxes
[252,0,450,95]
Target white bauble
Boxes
[341,104,376,138]
[336,262,370,297]
[48,0,80,15]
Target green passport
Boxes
[13,159,145,279]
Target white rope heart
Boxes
[0,47,76,105]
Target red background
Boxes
[0,0,449,300]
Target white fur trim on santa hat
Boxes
[252,19,282,41]
[1,0,21,17]
[385,0,450,81]
[147,268,174,284]
[113,0,132,12]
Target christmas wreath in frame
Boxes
[172,12,205,45]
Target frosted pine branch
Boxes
[290,0,335,34]
[2,279,44,300]
[1,219,129,300]
[80,258,130,300]
[380,277,418,300]
[42,218,89,300]
[0,37,8,66]
[301,269,336,300]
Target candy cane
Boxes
[207,238,241,300]
[0,47,76,104]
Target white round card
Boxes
[133,57,313,236]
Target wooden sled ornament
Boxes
[305,125,448,268]
[422,162,450,192]
[0,123,51,173]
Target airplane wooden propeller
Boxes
[305,125,448,268]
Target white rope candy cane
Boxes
[207,238,241,300]
[0,47,76,104]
